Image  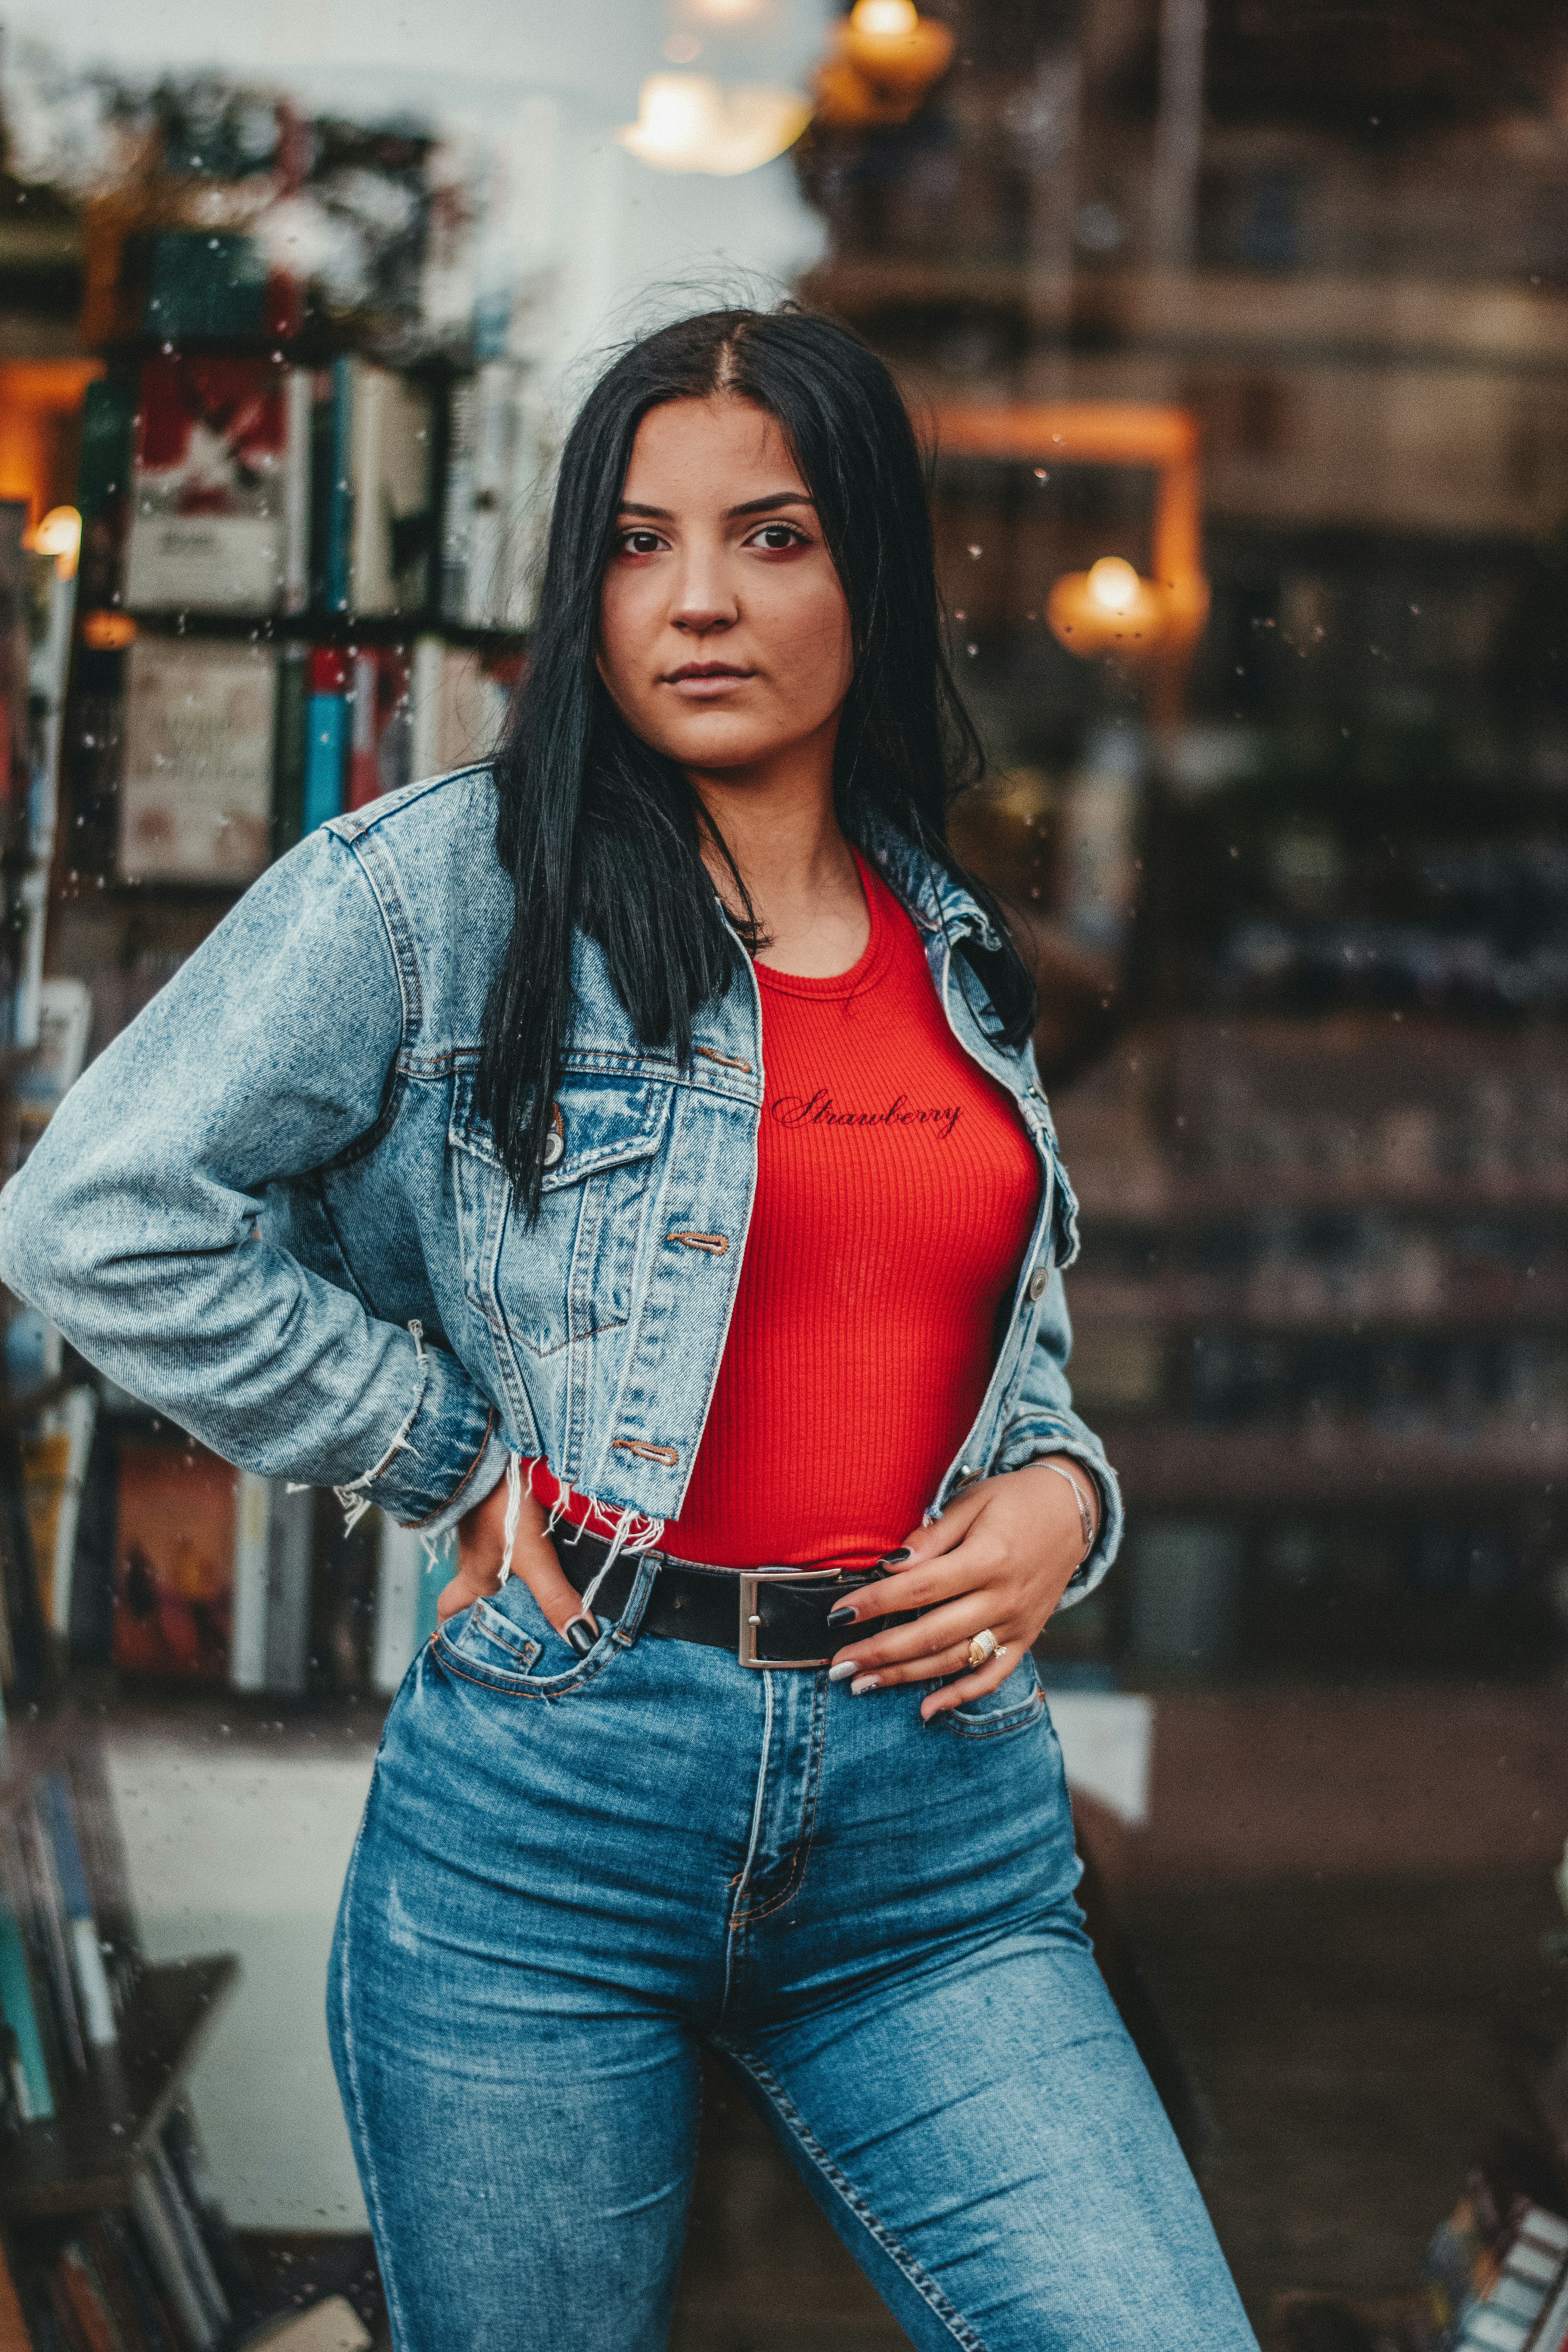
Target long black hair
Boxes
[478,304,1038,1209]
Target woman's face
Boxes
[596,396,854,778]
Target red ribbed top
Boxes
[528,856,1040,1570]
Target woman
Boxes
[0,308,1256,2351]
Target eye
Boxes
[746,521,808,552]
[617,528,666,557]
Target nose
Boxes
[669,539,738,636]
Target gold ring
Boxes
[966,1628,999,1671]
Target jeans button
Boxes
[1027,1266,1048,1301]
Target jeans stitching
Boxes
[731,1671,827,1925]
[332,1773,413,2352]
[720,1670,775,2018]
[347,826,425,1042]
[945,1694,1045,1743]
[431,1637,608,1702]
[406,1406,499,1531]
[715,2044,990,2352]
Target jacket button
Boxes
[1027,1266,1048,1301]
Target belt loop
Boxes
[610,1552,662,1649]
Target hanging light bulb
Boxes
[617,72,812,175]
[1086,557,1142,614]
[1048,554,1171,657]
[851,0,919,31]
[31,506,81,579]
[814,0,955,126]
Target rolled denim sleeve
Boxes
[0,829,499,1532]
[993,1261,1123,1604]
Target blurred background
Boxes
[0,2,1562,2348]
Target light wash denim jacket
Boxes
[0,766,1121,1593]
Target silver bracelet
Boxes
[1041,1459,1096,1563]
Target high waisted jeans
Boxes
[327,1558,1258,2352]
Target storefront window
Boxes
[0,4,1561,2346]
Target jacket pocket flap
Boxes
[450,1068,672,1189]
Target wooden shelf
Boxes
[93,334,475,376]
[0,1956,237,2220]
[1067,1271,1568,1334]
[1074,1170,1568,1224]
[1099,1420,1568,1510]
[107,609,526,652]
[52,875,248,907]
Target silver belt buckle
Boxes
[737,1569,837,1670]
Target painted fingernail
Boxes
[564,1615,597,1657]
[850,1674,882,1696]
[826,1603,856,1626]
[878,1548,911,1565]
[828,1659,858,1682]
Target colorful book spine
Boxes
[324,359,354,615]
[54,2241,123,2352]
[130,2167,218,2352]
[347,650,380,811]
[0,1889,52,2120]
[1456,2209,1568,2352]
[39,1770,117,2047]
[282,370,313,618]
[272,642,308,857]
[19,1801,85,2074]
[145,2140,229,2339]
[301,650,349,834]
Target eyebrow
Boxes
[617,491,817,520]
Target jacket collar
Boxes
[854,807,1002,952]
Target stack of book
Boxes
[1424,2196,1568,2352]
[439,359,550,632]
[73,346,534,883]
[1274,2156,1568,2352]
[115,354,432,625]
[16,2107,374,2352]
[0,1763,124,2125]
[15,1413,443,1699]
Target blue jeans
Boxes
[328,1561,1257,2351]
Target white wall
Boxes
[104,1732,376,2230]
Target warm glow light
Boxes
[81,610,136,650]
[816,2,956,127]
[1046,560,1173,661]
[851,0,920,31]
[32,504,81,578]
[1086,556,1142,615]
[617,73,811,174]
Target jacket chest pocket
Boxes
[448,1068,673,1359]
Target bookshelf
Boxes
[1049,1011,1568,1675]
[0,187,544,2345]
[0,1958,236,2222]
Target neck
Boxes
[686,719,867,977]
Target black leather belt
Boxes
[550,1528,923,1669]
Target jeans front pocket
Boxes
[942,1648,1047,1742]
[434,1577,622,1702]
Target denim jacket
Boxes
[0,766,1121,1595]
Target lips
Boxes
[663,662,757,698]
